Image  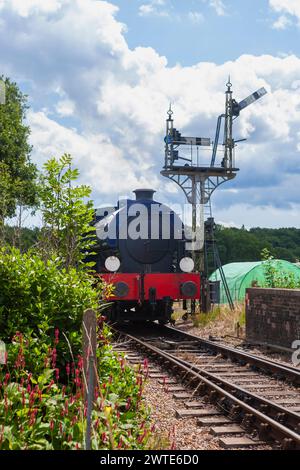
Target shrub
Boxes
[261,248,300,289]
[0,246,101,367]
[38,154,96,270]
[0,328,151,450]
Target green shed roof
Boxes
[209,260,300,304]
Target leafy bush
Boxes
[38,154,96,270]
[261,248,300,289]
[0,247,153,450]
[0,329,151,450]
[0,152,153,450]
[0,246,101,368]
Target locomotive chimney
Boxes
[133,189,156,201]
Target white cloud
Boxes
[209,0,226,16]
[270,0,300,19]
[188,11,204,24]
[0,0,300,226]
[214,203,300,229]
[28,110,157,198]
[0,0,63,17]
[270,0,300,27]
[139,0,169,18]
[55,99,75,117]
[272,14,292,29]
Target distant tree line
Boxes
[7,224,300,265]
[215,226,300,265]
[4,225,40,251]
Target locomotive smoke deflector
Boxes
[133,189,156,201]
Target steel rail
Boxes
[115,328,300,449]
[162,350,300,433]
[162,325,300,385]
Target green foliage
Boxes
[0,163,15,240]
[0,246,153,450]
[261,248,300,289]
[3,225,40,252]
[0,247,100,362]
[192,305,222,327]
[38,154,96,270]
[215,225,300,270]
[0,77,38,220]
[0,330,151,450]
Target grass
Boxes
[174,302,246,339]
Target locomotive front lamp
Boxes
[105,256,121,272]
[179,257,194,273]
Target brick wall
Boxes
[246,288,300,351]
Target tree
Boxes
[0,77,38,225]
[0,162,14,242]
[38,154,96,270]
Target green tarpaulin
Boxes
[209,260,300,304]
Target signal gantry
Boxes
[161,80,267,310]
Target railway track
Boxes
[112,324,300,450]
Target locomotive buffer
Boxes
[161,80,267,312]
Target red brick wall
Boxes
[246,288,300,350]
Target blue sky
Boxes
[114,0,299,66]
[1,0,300,228]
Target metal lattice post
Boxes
[161,81,267,315]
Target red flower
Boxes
[29,409,38,426]
[54,328,59,345]
[47,379,55,391]
[77,356,83,370]
[71,416,78,426]
[126,398,131,410]
[29,390,35,407]
[66,363,70,376]
[51,348,57,369]
[4,373,10,386]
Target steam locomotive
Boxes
[93,189,200,324]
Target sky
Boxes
[1,0,300,228]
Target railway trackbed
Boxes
[112,324,300,450]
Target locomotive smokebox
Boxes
[133,189,156,201]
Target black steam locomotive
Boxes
[93,189,200,323]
